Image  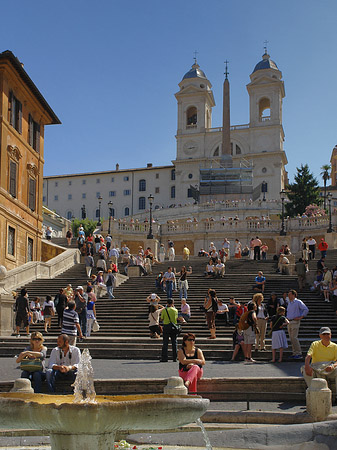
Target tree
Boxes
[320,164,331,209]
[72,218,98,238]
[285,164,321,217]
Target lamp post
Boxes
[280,189,287,236]
[327,192,333,233]
[108,201,113,235]
[81,204,86,220]
[261,181,267,201]
[97,196,102,227]
[147,194,154,239]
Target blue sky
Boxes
[1,0,336,185]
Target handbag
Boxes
[20,357,43,372]
[165,308,181,336]
[92,320,100,332]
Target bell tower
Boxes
[175,59,215,160]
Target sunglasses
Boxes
[187,338,195,341]
[32,338,42,341]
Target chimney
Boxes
[147,163,153,168]
[116,163,119,171]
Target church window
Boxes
[66,211,72,220]
[124,190,131,196]
[96,192,101,198]
[54,195,58,201]
[171,186,176,199]
[139,179,146,191]
[123,176,129,181]
[213,146,219,157]
[82,179,86,185]
[171,169,175,181]
[96,178,100,184]
[55,182,58,187]
[188,173,193,179]
[82,193,86,199]
[187,188,193,198]
[262,167,267,173]
[95,209,100,218]
[156,173,159,179]
[109,191,116,197]
[155,187,160,194]
[124,207,130,216]
[9,92,22,134]
[139,197,146,210]
[186,107,197,126]
[259,97,271,121]
[111,177,114,182]
[69,181,72,186]
[236,145,241,155]
[68,194,72,200]
[43,196,46,203]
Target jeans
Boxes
[107,286,114,299]
[166,281,173,299]
[161,324,178,361]
[229,307,237,324]
[46,369,77,393]
[254,246,261,260]
[179,285,188,299]
[78,309,87,336]
[21,370,46,393]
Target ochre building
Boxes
[0,50,60,270]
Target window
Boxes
[124,207,130,216]
[171,169,175,181]
[213,146,219,157]
[139,197,146,210]
[8,227,15,256]
[96,192,101,198]
[55,182,58,187]
[123,176,129,181]
[68,194,72,200]
[9,160,17,198]
[186,106,197,126]
[43,196,46,203]
[28,178,36,211]
[95,209,100,218]
[236,145,241,155]
[27,237,33,262]
[28,114,40,152]
[109,191,116,197]
[9,92,22,134]
[139,179,146,191]
[96,178,100,184]
[156,173,159,179]
[54,195,58,201]
[155,187,160,194]
[111,177,114,182]
[171,186,176,199]
[259,97,271,121]
[187,188,193,198]
[109,208,115,217]
[82,193,86,199]
[124,189,131,196]
[188,173,193,179]
[68,181,72,186]
[82,179,86,185]
[66,211,72,220]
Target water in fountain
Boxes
[196,418,213,450]
[72,348,96,403]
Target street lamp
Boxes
[327,192,333,233]
[97,196,103,227]
[147,194,154,239]
[108,201,113,235]
[280,189,287,236]
[81,204,86,220]
[261,181,267,201]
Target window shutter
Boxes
[36,123,40,153]
[9,161,17,197]
[29,178,36,211]
[28,114,33,147]
[18,101,22,134]
[9,91,13,125]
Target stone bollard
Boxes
[10,378,34,394]
[306,378,332,421]
[164,376,188,395]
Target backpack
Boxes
[238,311,251,331]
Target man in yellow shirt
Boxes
[302,327,337,396]
[160,299,179,362]
[183,245,190,261]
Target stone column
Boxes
[306,378,332,421]
[144,238,159,260]
[0,266,15,336]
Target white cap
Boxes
[151,293,157,300]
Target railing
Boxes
[206,124,250,133]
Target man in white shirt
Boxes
[215,259,225,278]
[222,239,230,259]
[307,236,316,260]
[46,334,81,392]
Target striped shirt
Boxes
[61,309,79,336]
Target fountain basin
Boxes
[0,393,209,450]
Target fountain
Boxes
[0,349,209,450]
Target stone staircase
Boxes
[2,250,337,361]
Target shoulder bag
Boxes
[165,308,181,336]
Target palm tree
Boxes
[320,164,331,209]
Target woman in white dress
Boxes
[30,297,43,324]
[159,244,166,263]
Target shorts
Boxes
[16,313,28,327]
[243,327,256,345]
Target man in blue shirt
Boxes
[286,289,309,359]
[254,271,266,293]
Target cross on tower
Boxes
[193,50,199,64]
[224,60,229,79]
[264,40,269,54]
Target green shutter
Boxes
[18,101,22,134]
[9,161,17,198]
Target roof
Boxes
[0,50,61,124]
[253,52,279,73]
[182,62,207,81]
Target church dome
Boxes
[253,52,279,73]
[182,62,207,80]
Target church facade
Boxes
[43,51,288,221]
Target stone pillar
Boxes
[0,266,15,336]
[306,378,332,421]
[144,238,159,260]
